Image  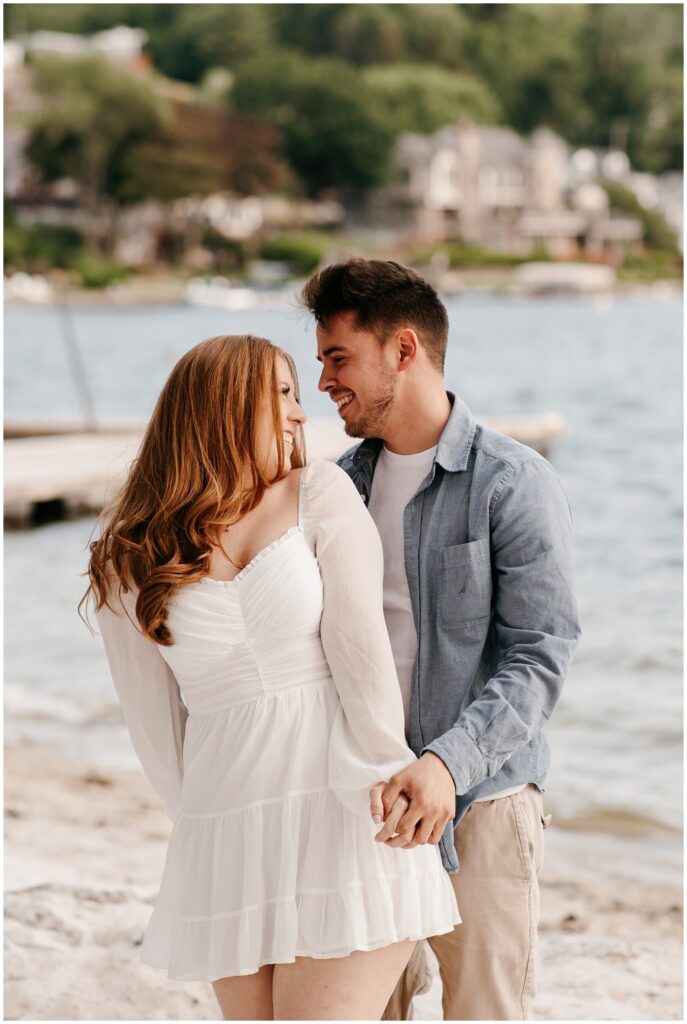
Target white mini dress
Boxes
[97,458,460,982]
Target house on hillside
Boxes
[569,147,683,253]
[354,121,643,261]
[18,26,150,71]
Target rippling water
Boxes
[4,293,683,834]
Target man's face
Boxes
[316,311,398,438]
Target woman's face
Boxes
[257,354,307,477]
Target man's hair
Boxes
[302,258,449,373]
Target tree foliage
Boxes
[25,52,288,201]
[231,51,395,194]
[25,54,171,210]
[146,4,274,82]
[6,2,684,177]
[578,4,683,172]
[464,5,591,138]
[364,64,501,135]
[394,4,469,69]
[603,180,681,255]
[332,5,404,66]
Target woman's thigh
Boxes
[212,963,274,1021]
[273,939,417,1021]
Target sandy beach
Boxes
[4,739,682,1021]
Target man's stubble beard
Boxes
[344,365,397,439]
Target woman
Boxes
[83,334,459,1020]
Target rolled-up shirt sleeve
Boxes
[96,586,187,822]
[422,457,582,793]
[301,459,417,815]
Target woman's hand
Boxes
[369,782,386,823]
[369,783,413,844]
[376,753,455,848]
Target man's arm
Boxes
[420,457,582,794]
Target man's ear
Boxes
[398,328,419,368]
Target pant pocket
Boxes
[512,797,534,880]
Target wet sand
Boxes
[4,740,683,1021]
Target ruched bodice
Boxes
[96,459,460,981]
[160,528,332,715]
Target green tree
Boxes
[25,54,289,253]
[269,4,349,58]
[7,2,683,176]
[394,4,469,69]
[579,4,683,172]
[148,4,274,82]
[332,5,404,65]
[463,3,683,173]
[464,5,591,140]
[640,66,683,174]
[25,54,174,252]
[603,180,680,255]
[364,64,501,135]
[231,51,395,194]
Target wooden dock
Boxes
[4,413,567,528]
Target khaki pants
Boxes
[383,784,549,1021]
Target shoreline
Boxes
[4,738,683,1021]
[4,275,683,309]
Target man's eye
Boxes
[332,357,345,364]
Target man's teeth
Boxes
[336,394,354,410]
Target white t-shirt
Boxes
[368,443,437,732]
[368,442,524,803]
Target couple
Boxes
[87,258,580,1021]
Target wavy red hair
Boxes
[80,334,306,644]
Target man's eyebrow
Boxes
[316,346,347,363]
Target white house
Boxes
[362,121,643,260]
[19,25,148,69]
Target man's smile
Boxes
[334,392,355,415]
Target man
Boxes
[302,258,581,1021]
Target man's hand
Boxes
[370,753,456,849]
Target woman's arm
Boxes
[301,459,417,815]
[95,586,187,823]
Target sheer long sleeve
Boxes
[301,459,417,815]
[95,586,188,823]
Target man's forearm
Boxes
[420,632,577,794]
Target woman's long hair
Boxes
[80,334,306,645]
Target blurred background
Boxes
[4,4,683,1021]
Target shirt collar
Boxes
[435,391,477,471]
[352,391,476,473]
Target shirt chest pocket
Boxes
[438,538,492,629]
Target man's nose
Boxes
[318,365,336,392]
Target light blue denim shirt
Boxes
[337,391,581,873]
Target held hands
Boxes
[368,752,456,849]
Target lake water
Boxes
[4,294,683,837]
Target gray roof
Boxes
[398,122,564,170]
